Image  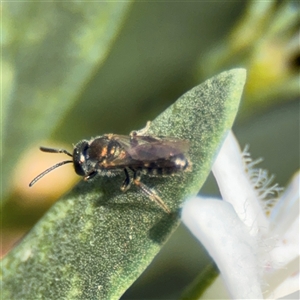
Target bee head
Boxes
[72,140,91,177]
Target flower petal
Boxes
[268,216,300,273]
[212,131,269,235]
[263,216,300,298]
[269,171,300,237]
[262,172,300,298]
[182,196,263,299]
[267,271,300,300]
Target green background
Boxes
[1,1,299,299]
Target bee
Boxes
[29,122,190,213]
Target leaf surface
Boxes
[1,69,246,300]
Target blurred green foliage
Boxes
[1,1,299,299]
[199,1,299,119]
[2,70,245,299]
[2,2,132,198]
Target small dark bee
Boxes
[29,122,190,213]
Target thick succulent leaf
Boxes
[1,2,132,198]
[1,69,246,300]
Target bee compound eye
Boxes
[73,159,86,176]
[72,140,90,176]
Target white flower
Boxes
[182,131,299,299]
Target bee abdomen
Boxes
[139,154,189,176]
[171,155,189,170]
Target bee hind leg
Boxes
[120,168,133,192]
[133,171,171,214]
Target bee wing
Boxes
[129,140,189,161]
[113,135,190,161]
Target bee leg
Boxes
[120,168,133,192]
[133,171,171,214]
[130,121,151,138]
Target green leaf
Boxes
[1,2,132,199]
[1,69,246,300]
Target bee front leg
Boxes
[132,171,171,214]
[120,168,133,192]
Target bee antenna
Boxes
[29,160,73,187]
[40,146,73,157]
